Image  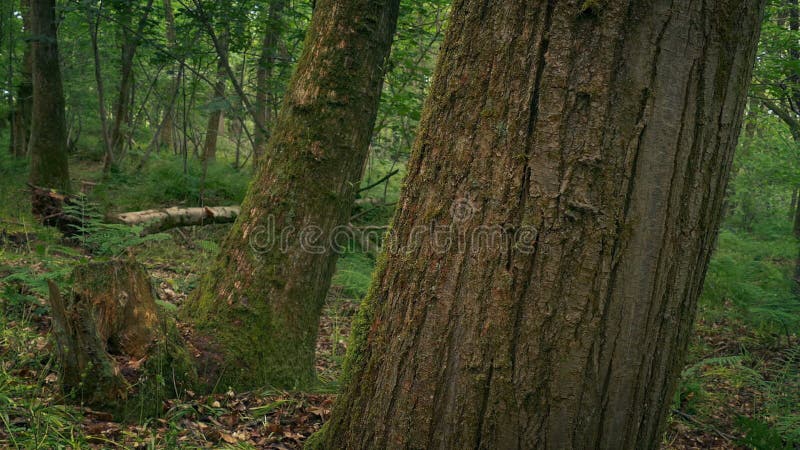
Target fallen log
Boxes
[108,206,241,235]
[30,181,386,237]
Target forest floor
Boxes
[0,226,796,449]
[0,158,797,449]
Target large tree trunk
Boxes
[10,0,32,159]
[202,32,229,162]
[253,0,286,166]
[28,0,70,200]
[183,0,401,390]
[316,0,765,449]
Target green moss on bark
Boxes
[182,0,401,391]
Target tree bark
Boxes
[183,0,401,390]
[253,0,286,166]
[317,0,765,449]
[202,32,229,162]
[28,0,70,200]
[10,0,32,159]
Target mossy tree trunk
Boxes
[28,0,70,200]
[183,0,401,390]
[317,0,765,449]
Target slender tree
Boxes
[253,0,286,165]
[10,0,32,158]
[158,0,178,153]
[757,0,800,291]
[184,0,401,389]
[202,31,229,162]
[108,0,154,170]
[88,4,113,168]
[28,0,70,198]
[316,0,765,448]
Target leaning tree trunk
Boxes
[183,0,401,390]
[315,0,765,449]
[28,0,70,202]
[10,0,32,159]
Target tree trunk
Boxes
[202,32,229,162]
[89,9,113,170]
[10,0,32,159]
[158,0,177,153]
[108,0,154,169]
[183,0,401,390]
[109,12,135,167]
[793,186,800,293]
[316,0,765,449]
[253,0,286,166]
[28,0,70,200]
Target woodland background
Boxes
[0,0,798,448]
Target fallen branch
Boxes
[108,206,241,235]
[349,202,397,222]
[671,409,735,443]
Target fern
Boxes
[63,194,171,257]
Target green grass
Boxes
[90,156,250,213]
[701,226,800,335]
[331,252,375,299]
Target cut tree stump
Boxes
[47,258,194,415]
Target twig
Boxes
[357,169,400,194]
[671,409,736,442]
[349,202,397,222]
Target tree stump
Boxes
[47,258,194,416]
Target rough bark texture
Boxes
[10,0,32,159]
[183,0,401,390]
[28,0,70,197]
[253,0,286,166]
[318,0,765,449]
